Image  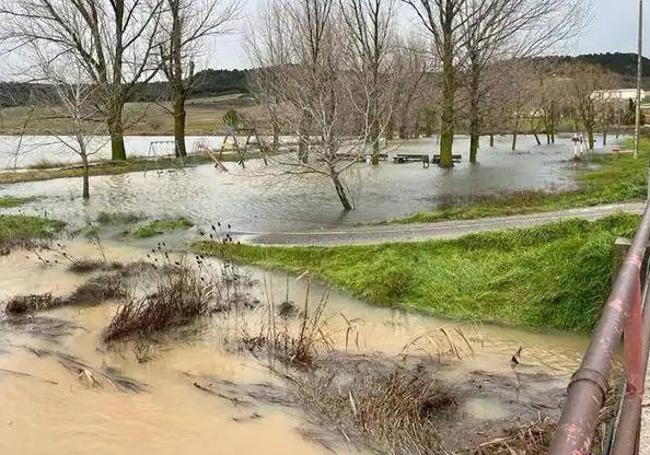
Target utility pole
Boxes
[635,0,643,161]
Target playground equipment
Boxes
[218,127,269,168]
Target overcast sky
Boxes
[208,0,648,70]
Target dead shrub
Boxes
[102,249,255,343]
[5,293,62,315]
[289,353,455,454]
[102,258,208,342]
[67,258,123,274]
[234,281,331,367]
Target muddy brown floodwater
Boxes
[0,240,589,454]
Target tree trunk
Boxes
[173,91,187,158]
[385,118,394,141]
[468,61,481,164]
[533,132,541,146]
[371,117,380,165]
[489,134,494,147]
[469,133,479,164]
[438,17,455,168]
[82,156,90,199]
[603,129,608,146]
[107,104,126,161]
[298,113,309,163]
[587,128,595,151]
[272,122,280,152]
[331,172,352,211]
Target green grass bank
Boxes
[392,140,648,224]
[0,214,65,248]
[194,214,640,332]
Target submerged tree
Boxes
[158,0,240,158]
[457,0,588,163]
[248,0,374,210]
[34,52,107,199]
[0,0,164,161]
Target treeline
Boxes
[0,69,251,108]
[2,53,648,109]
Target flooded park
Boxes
[0,131,626,454]
[0,134,612,232]
[0,0,646,450]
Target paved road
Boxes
[233,202,646,246]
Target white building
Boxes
[591,88,646,100]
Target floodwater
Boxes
[0,135,253,168]
[0,134,624,232]
[0,240,588,454]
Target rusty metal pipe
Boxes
[550,203,650,455]
[611,260,650,454]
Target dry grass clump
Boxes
[67,258,123,274]
[290,353,455,454]
[102,249,255,343]
[235,283,330,367]
[474,418,556,454]
[5,293,62,315]
[102,258,208,342]
[25,346,147,392]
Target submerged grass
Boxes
[392,139,649,224]
[131,217,194,239]
[0,196,36,208]
[0,214,64,248]
[194,214,640,332]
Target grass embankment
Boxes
[0,214,65,248]
[132,217,194,238]
[194,214,639,332]
[393,141,648,224]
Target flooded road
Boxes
[0,241,588,454]
[0,135,622,232]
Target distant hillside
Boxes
[2,53,649,107]
[533,53,650,87]
[132,69,251,102]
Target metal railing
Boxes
[550,201,650,454]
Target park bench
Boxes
[393,153,428,164]
[432,154,462,164]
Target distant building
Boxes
[591,88,647,100]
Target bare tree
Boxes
[248,0,376,211]
[33,51,107,198]
[340,0,396,164]
[458,0,588,163]
[158,0,240,158]
[0,0,164,161]
[563,63,621,151]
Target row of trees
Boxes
[0,0,240,162]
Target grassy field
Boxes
[0,214,65,248]
[392,140,649,224]
[194,214,639,332]
[0,93,263,136]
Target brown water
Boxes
[0,241,589,454]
